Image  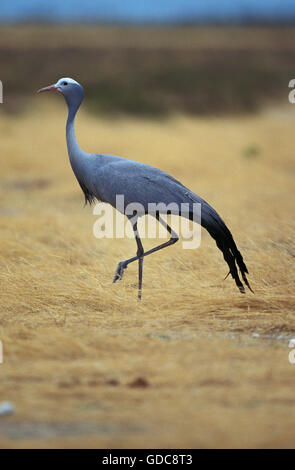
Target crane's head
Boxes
[37,77,84,108]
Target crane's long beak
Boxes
[37,84,57,94]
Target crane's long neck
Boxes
[66,105,82,163]
[65,100,91,193]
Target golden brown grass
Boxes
[0,99,295,448]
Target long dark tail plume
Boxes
[192,203,253,294]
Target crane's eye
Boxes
[63,81,68,86]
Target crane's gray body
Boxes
[68,115,223,225]
[38,77,253,296]
[67,107,205,214]
[72,152,206,213]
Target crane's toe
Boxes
[113,261,128,283]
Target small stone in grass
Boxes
[106,379,120,386]
[0,402,15,416]
[252,333,260,338]
[128,377,149,388]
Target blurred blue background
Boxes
[1,0,295,23]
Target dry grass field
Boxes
[0,99,295,448]
[0,26,295,448]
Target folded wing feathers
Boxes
[198,202,253,294]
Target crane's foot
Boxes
[113,261,128,283]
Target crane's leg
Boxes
[113,215,179,297]
[133,220,144,300]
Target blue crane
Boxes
[38,78,253,299]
